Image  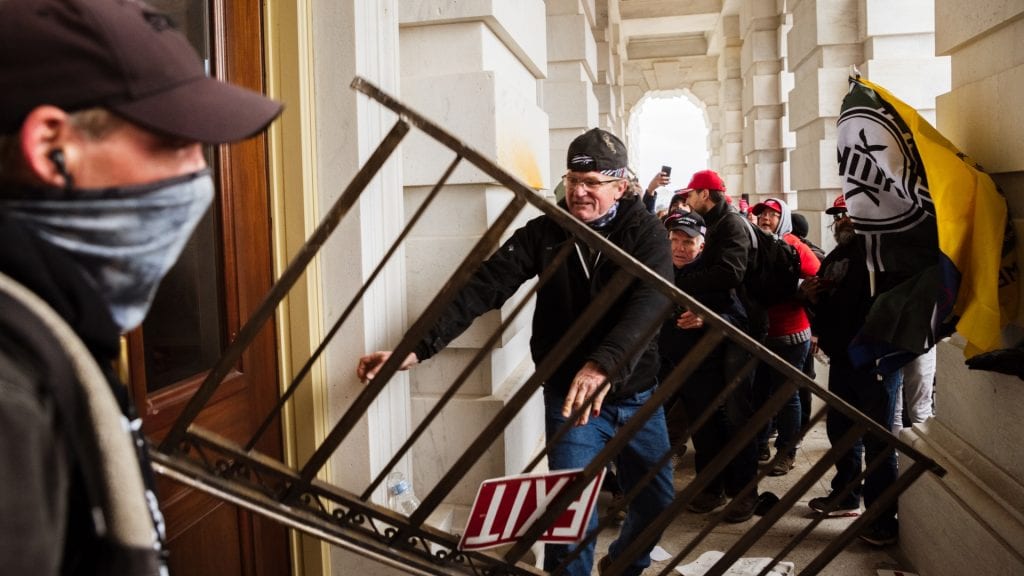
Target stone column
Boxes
[310,0,405,491]
[546,0,601,187]
[900,1,1024,574]
[716,14,744,194]
[302,1,410,572]
[395,0,550,513]
[740,0,789,209]
[595,28,625,136]
[593,0,622,135]
[786,0,862,249]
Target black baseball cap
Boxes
[566,128,628,177]
[664,211,706,238]
[0,0,283,143]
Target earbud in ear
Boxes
[48,149,74,190]
[49,148,66,171]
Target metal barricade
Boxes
[151,76,946,576]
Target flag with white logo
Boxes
[837,76,1018,372]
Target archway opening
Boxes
[629,93,710,213]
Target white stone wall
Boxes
[786,0,863,245]
[899,1,1024,574]
[397,0,550,509]
[546,0,601,186]
[716,15,744,194]
[308,1,410,572]
[740,0,789,209]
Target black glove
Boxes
[965,347,1024,381]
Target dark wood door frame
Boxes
[126,1,289,575]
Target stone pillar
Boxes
[858,0,949,124]
[546,0,601,186]
[396,0,550,511]
[595,28,625,136]
[310,0,405,491]
[786,0,862,248]
[739,0,789,209]
[716,14,744,194]
[593,1,622,135]
[900,1,1024,574]
[303,1,410,572]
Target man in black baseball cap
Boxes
[358,126,675,575]
[0,1,283,574]
[0,0,282,142]
[561,128,632,226]
[664,211,706,268]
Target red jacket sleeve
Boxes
[785,234,820,278]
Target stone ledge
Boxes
[900,418,1024,570]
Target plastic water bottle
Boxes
[386,471,421,515]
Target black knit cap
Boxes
[566,128,628,177]
[0,0,282,143]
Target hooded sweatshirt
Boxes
[761,197,820,341]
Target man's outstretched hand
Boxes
[356,351,419,382]
[562,361,610,427]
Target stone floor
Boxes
[592,417,917,575]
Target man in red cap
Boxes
[0,1,282,573]
[749,197,820,475]
[670,169,763,522]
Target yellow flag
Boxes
[852,78,1018,357]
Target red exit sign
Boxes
[458,468,606,551]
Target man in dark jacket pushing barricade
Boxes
[358,128,675,576]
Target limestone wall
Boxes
[899,1,1024,574]
[398,0,550,509]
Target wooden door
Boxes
[124,2,289,575]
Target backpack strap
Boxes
[0,272,161,566]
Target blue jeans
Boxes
[825,356,901,525]
[757,339,810,457]
[543,388,674,576]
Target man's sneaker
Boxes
[687,490,726,513]
[808,493,860,517]
[723,491,758,523]
[758,445,771,463]
[768,453,795,476]
[858,521,898,546]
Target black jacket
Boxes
[673,201,749,295]
[415,196,673,401]
[808,235,873,360]
[672,200,764,337]
[658,254,747,375]
[0,212,163,576]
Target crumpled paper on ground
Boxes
[675,550,794,576]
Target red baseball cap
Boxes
[685,169,725,192]
[825,194,848,215]
[0,0,283,143]
[752,199,783,216]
